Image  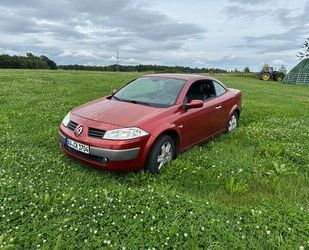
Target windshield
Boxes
[113,77,186,107]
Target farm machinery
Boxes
[259,65,285,82]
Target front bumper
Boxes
[58,132,140,161]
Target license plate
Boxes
[65,138,90,154]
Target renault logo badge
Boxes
[75,126,83,136]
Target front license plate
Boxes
[65,138,90,154]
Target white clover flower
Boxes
[266,230,271,235]
[184,233,188,237]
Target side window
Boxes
[185,80,217,103]
[185,81,204,103]
[213,81,227,96]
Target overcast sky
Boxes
[0,0,308,71]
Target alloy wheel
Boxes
[228,114,238,132]
[157,142,173,169]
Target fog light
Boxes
[102,157,109,163]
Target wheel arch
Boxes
[229,104,241,118]
[157,129,181,156]
[143,126,182,164]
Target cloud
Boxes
[0,0,206,66]
[0,0,307,70]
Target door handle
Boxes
[216,105,222,110]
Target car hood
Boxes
[72,97,164,127]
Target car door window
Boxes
[213,81,227,96]
[185,80,216,102]
[201,81,216,100]
[185,81,204,103]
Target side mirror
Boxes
[185,100,204,110]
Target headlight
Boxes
[62,112,71,127]
[103,127,148,140]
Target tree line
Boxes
[58,64,228,73]
[0,52,247,73]
[0,53,57,69]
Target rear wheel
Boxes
[262,72,271,81]
[227,112,238,133]
[145,135,175,173]
[274,73,284,82]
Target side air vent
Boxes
[88,128,106,138]
[67,120,78,131]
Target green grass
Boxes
[0,69,308,249]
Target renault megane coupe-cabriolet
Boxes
[58,74,241,173]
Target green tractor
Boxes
[259,65,285,82]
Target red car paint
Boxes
[58,74,241,171]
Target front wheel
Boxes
[261,72,271,81]
[227,112,238,133]
[145,135,175,173]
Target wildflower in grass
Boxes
[266,230,271,235]
[201,226,205,231]
[184,233,188,237]
[299,247,304,250]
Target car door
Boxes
[212,81,229,131]
[176,81,219,149]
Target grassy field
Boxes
[0,69,308,249]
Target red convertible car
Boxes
[58,74,241,173]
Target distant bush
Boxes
[244,66,251,73]
[0,52,57,70]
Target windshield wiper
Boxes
[111,95,121,101]
[121,98,153,106]
[112,96,155,107]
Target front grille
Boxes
[88,128,106,138]
[67,120,78,131]
[64,145,105,164]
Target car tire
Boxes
[227,112,239,133]
[145,135,175,173]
